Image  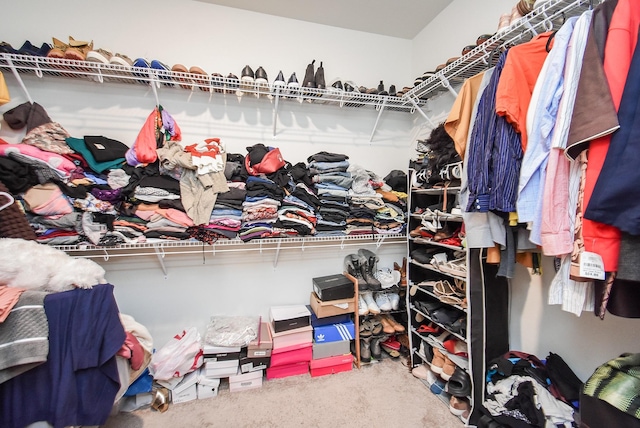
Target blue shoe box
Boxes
[313,321,355,343]
[307,305,352,327]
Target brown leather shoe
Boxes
[394,257,407,287]
[377,315,396,334]
[383,314,405,333]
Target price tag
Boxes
[579,251,605,280]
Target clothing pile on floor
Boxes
[0,102,407,246]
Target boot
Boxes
[302,59,316,88]
[315,61,325,90]
[344,254,368,291]
[358,249,382,291]
[370,336,384,360]
[360,337,372,362]
[394,257,407,287]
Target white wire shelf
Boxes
[55,233,407,259]
[405,0,595,102]
[0,53,419,112]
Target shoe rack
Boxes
[406,168,470,423]
[0,53,417,142]
[406,0,595,105]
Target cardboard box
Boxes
[204,359,239,370]
[270,343,313,367]
[239,355,270,374]
[196,376,220,400]
[310,292,355,318]
[309,354,353,377]
[248,321,273,358]
[312,274,354,301]
[270,324,313,350]
[308,306,352,327]
[266,361,309,380]
[312,339,351,360]
[313,321,355,343]
[269,305,311,333]
[229,369,263,392]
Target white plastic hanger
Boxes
[0,191,14,211]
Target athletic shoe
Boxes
[358,294,369,316]
[388,292,400,310]
[110,53,133,68]
[374,267,401,289]
[412,364,430,380]
[86,48,113,65]
[374,292,392,312]
[361,292,380,315]
[449,396,470,418]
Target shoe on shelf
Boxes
[286,72,300,98]
[445,366,472,397]
[412,363,430,380]
[132,58,150,84]
[240,64,255,94]
[374,267,401,289]
[441,356,456,381]
[431,347,446,374]
[430,376,446,395]
[344,254,368,291]
[171,64,192,90]
[110,53,133,68]
[358,248,382,291]
[383,313,405,333]
[47,37,67,59]
[374,292,392,312]
[254,66,268,97]
[449,396,471,418]
[358,294,369,316]
[225,73,239,94]
[361,292,380,315]
[17,40,51,57]
[189,66,210,92]
[85,48,113,65]
[394,257,407,287]
[64,36,93,61]
[377,80,388,96]
[380,336,401,357]
[151,60,175,87]
[377,314,396,334]
[360,337,372,362]
[388,292,400,311]
[370,336,383,360]
[302,59,316,88]
[211,73,224,93]
[272,70,286,93]
[315,61,325,90]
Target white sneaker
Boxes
[374,268,401,289]
[388,292,400,310]
[358,294,369,316]
[374,292,392,312]
[362,292,380,314]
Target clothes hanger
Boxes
[0,191,15,211]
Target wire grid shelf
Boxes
[406,0,595,102]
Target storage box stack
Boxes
[201,344,241,390]
[265,305,313,380]
[308,274,356,377]
[239,320,273,374]
[166,369,200,404]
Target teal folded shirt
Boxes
[65,137,125,174]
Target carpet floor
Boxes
[102,357,464,428]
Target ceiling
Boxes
[194,0,454,39]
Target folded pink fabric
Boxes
[0,285,26,323]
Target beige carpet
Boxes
[102,358,463,428]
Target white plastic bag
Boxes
[149,327,203,380]
[205,316,260,347]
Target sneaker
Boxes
[110,53,133,68]
[361,292,380,315]
[374,292,392,312]
[449,396,470,418]
[132,58,150,84]
[374,267,401,289]
[86,48,113,65]
[388,292,400,310]
[430,376,446,395]
[358,294,369,316]
[412,364,430,380]
[151,60,174,87]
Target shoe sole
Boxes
[85,52,110,65]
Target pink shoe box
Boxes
[266,361,309,380]
[309,354,353,377]
[270,342,312,367]
[247,321,273,358]
[269,323,312,350]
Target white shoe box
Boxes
[229,368,263,392]
[197,375,221,400]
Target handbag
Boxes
[0,71,10,106]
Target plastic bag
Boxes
[149,327,203,380]
[205,316,260,347]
